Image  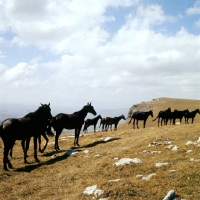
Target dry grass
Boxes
[0,97,200,200]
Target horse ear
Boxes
[40,103,44,106]
[48,102,50,106]
[87,102,89,105]
[90,102,92,105]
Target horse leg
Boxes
[33,136,40,162]
[94,124,96,132]
[3,142,14,170]
[143,120,146,128]
[74,128,81,146]
[191,118,194,124]
[158,117,160,127]
[110,124,112,131]
[76,128,81,146]
[133,119,135,129]
[136,120,139,129]
[55,130,62,151]
[21,139,29,163]
[40,133,48,153]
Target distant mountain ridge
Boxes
[0,103,129,128]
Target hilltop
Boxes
[0,97,200,200]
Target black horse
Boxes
[172,109,189,125]
[0,103,52,171]
[49,103,97,151]
[152,108,171,127]
[99,118,106,131]
[9,124,54,158]
[129,110,153,129]
[184,109,200,124]
[105,115,126,131]
[83,115,102,133]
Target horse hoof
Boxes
[4,168,9,171]
[35,159,40,162]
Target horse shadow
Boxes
[80,137,121,148]
[13,137,120,172]
[14,149,82,173]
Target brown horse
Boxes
[184,109,200,124]
[0,103,52,171]
[152,108,171,127]
[49,103,97,151]
[105,115,126,131]
[99,118,106,131]
[83,115,102,133]
[129,110,153,129]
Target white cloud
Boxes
[0,1,200,109]
[186,1,200,15]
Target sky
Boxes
[0,0,200,111]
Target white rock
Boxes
[165,145,173,149]
[172,146,179,151]
[83,150,89,154]
[114,158,142,166]
[186,150,192,153]
[190,158,200,162]
[163,190,175,200]
[186,141,196,145]
[94,189,104,197]
[197,137,200,143]
[83,185,97,195]
[155,162,169,167]
[108,179,121,182]
[136,175,143,179]
[104,137,112,142]
[141,173,156,181]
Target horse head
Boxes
[84,103,97,116]
[166,107,171,113]
[121,115,126,120]
[149,110,153,117]
[39,103,53,120]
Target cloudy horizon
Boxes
[0,0,200,111]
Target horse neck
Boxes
[116,116,122,122]
[76,107,88,118]
[33,107,47,119]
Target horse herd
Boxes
[0,103,199,171]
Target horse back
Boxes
[54,113,85,129]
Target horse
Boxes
[49,103,97,151]
[9,112,54,159]
[0,103,52,171]
[83,115,102,133]
[129,110,153,129]
[99,118,106,131]
[104,115,126,131]
[152,108,171,127]
[172,109,189,125]
[184,109,200,124]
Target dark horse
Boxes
[172,109,189,125]
[9,118,54,158]
[99,118,106,131]
[0,103,52,171]
[105,115,126,131]
[184,109,200,124]
[129,110,153,129]
[49,103,97,151]
[152,108,171,127]
[83,115,102,133]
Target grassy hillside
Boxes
[0,97,200,200]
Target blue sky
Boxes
[0,0,200,112]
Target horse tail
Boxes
[128,117,133,124]
[152,115,159,122]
